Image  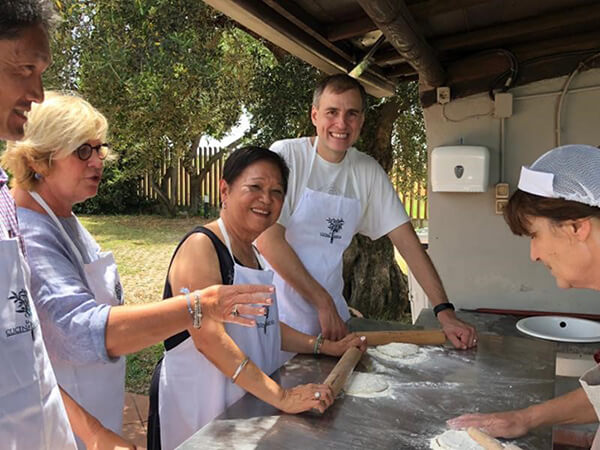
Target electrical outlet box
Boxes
[494,92,513,118]
[496,199,508,215]
[437,86,450,105]
[495,183,509,198]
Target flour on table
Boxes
[376,343,419,358]
[343,372,389,397]
[430,430,484,450]
[367,342,428,365]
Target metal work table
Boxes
[178,310,595,449]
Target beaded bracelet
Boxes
[180,288,194,318]
[193,291,202,329]
[313,333,324,355]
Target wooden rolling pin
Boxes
[467,427,504,450]
[360,330,446,346]
[322,347,364,397]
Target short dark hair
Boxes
[504,189,600,236]
[0,0,59,39]
[223,146,289,194]
[312,74,367,111]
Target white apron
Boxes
[0,215,77,449]
[159,218,281,450]
[273,137,362,337]
[579,364,600,449]
[30,192,126,448]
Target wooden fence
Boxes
[138,146,227,213]
[139,146,428,226]
[398,184,428,229]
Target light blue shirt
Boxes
[17,207,114,365]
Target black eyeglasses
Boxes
[75,143,110,161]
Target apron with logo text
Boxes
[30,191,125,448]
[273,137,362,338]
[159,218,281,450]
[0,214,76,449]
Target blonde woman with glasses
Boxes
[1,90,272,448]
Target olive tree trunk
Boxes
[342,98,410,320]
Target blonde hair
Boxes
[1,90,110,190]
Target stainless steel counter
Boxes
[179,310,567,449]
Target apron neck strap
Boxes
[216,217,263,268]
[29,191,85,268]
[217,217,234,259]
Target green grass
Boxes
[79,215,210,394]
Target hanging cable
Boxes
[555,52,600,146]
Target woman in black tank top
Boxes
[148,147,366,450]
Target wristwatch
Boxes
[433,302,455,317]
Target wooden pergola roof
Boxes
[204,0,600,106]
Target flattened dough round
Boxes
[430,430,484,450]
[375,342,420,358]
[343,372,389,396]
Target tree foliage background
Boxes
[45,0,427,216]
[43,0,429,318]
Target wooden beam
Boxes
[409,0,490,20]
[386,63,417,78]
[203,0,397,97]
[419,30,600,107]
[262,0,354,62]
[357,0,446,87]
[328,16,376,42]
[327,0,490,42]
[374,45,406,66]
[510,30,600,64]
[433,2,600,53]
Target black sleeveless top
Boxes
[162,225,260,351]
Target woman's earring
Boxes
[34,172,43,180]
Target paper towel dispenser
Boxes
[431,145,489,192]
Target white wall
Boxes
[424,68,600,313]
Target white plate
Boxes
[516,316,600,343]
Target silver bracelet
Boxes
[231,356,249,383]
[180,288,194,318]
[193,291,202,329]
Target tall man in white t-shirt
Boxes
[257,74,476,349]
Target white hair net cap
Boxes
[518,144,600,207]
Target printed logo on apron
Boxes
[257,305,275,334]
[0,215,77,449]
[4,288,37,339]
[320,217,345,243]
[269,137,362,337]
[158,218,282,450]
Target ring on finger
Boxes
[231,305,239,317]
[314,391,321,399]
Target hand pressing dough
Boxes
[375,342,420,358]
[343,372,389,397]
[430,430,523,450]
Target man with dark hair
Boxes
[257,74,476,349]
[0,1,134,448]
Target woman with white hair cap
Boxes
[448,144,600,446]
[1,90,273,448]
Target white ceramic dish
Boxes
[516,316,600,343]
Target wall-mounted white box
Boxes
[431,145,490,192]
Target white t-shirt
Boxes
[271,137,410,240]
